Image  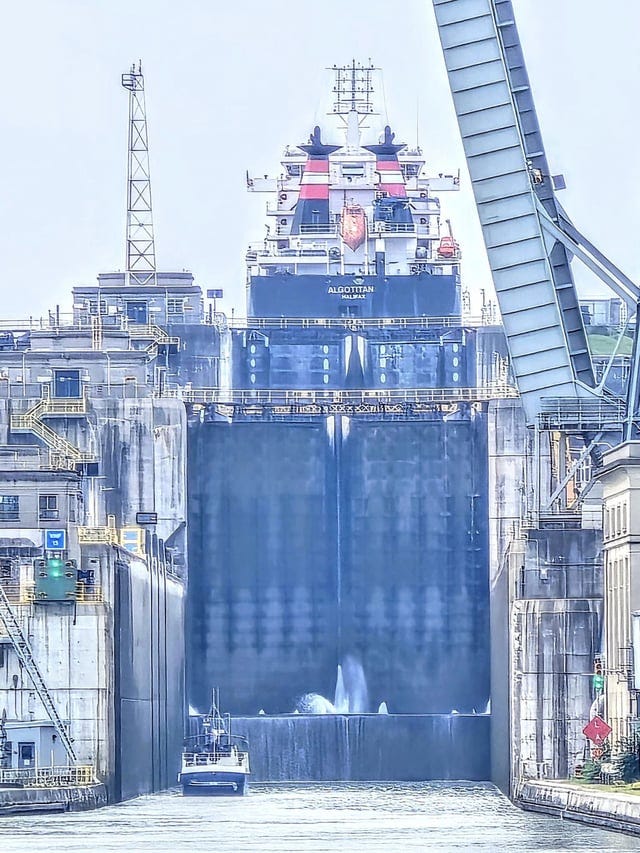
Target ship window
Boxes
[0,496,19,521]
[323,346,329,354]
[250,374,256,384]
[341,163,365,177]
[286,164,302,177]
[380,345,386,355]
[323,359,329,370]
[452,372,459,382]
[250,358,256,368]
[323,374,329,384]
[380,373,386,384]
[311,210,321,224]
[452,343,459,353]
[453,357,459,367]
[39,495,59,522]
[250,345,256,354]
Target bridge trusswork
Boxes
[431,0,601,424]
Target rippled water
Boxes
[0,783,637,852]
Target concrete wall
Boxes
[487,398,528,792]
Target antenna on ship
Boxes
[329,59,378,116]
[121,61,157,286]
[328,60,379,148]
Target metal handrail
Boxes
[78,527,118,545]
[215,315,489,330]
[182,751,247,768]
[0,765,95,787]
[161,385,519,405]
[0,582,35,604]
[75,583,103,604]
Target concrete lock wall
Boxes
[187,410,491,723]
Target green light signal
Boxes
[593,674,605,692]
[47,558,64,578]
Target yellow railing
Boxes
[128,324,180,348]
[0,765,96,788]
[77,526,118,545]
[75,583,103,604]
[0,582,35,604]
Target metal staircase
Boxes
[10,391,96,469]
[0,585,77,763]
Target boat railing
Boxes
[182,750,247,768]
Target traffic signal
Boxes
[593,659,605,694]
[34,556,77,602]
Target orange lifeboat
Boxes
[437,235,459,259]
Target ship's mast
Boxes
[329,61,379,149]
[121,62,157,286]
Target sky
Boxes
[1,0,639,319]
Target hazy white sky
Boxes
[1,0,638,318]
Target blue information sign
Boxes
[45,529,66,551]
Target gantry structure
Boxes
[431,0,640,515]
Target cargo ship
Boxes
[245,61,462,322]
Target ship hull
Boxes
[180,770,248,796]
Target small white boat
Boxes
[179,692,249,796]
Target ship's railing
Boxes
[182,751,247,768]
[371,222,415,233]
[219,316,491,330]
[0,765,96,788]
[298,223,337,235]
[162,385,519,405]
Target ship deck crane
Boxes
[431,0,639,442]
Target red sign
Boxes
[583,715,612,745]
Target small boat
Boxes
[179,692,250,796]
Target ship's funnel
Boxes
[364,125,407,198]
[291,126,341,235]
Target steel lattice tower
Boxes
[121,62,157,286]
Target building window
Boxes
[167,298,185,315]
[603,507,609,539]
[0,496,19,521]
[39,495,59,522]
[623,502,628,535]
[54,369,80,399]
[617,505,622,536]
[88,299,107,316]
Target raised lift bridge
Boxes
[431,0,640,444]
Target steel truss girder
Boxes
[431,0,599,427]
[122,63,157,286]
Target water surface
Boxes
[0,782,636,852]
